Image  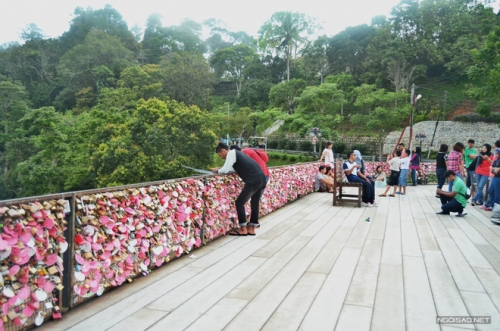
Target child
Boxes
[397,149,411,195]
[379,150,401,197]
[373,165,387,189]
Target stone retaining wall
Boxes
[383,121,500,153]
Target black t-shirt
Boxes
[436,152,447,169]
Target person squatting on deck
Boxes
[436,170,468,217]
[211,143,267,236]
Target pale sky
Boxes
[1,0,498,45]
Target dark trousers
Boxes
[236,180,267,226]
[348,176,373,204]
[439,195,464,214]
[436,168,446,189]
[365,176,375,203]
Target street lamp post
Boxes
[309,127,322,159]
[416,133,426,149]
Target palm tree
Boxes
[258,12,317,82]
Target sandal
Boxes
[228,229,247,236]
[379,194,387,197]
[389,194,396,197]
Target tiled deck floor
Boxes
[40,185,500,331]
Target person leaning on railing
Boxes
[211,143,266,236]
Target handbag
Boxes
[458,191,471,200]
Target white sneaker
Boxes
[364,203,373,207]
[372,202,378,207]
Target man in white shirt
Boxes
[211,143,266,236]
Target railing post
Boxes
[62,194,76,309]
[201,176,208,245]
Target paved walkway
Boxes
[40,185,500,331]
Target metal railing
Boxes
[0,162,318,330]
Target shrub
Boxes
[267,152,281,160]
[476,101,491,117]
[286,140,297,150]
[289,155,298,162]
[299,140,313,152]
[280,153,288,160]
[267,140,279,149]
[452,112,500,123]
[278,138,290,149]
[351,144,368,155]
[332,142,346,154]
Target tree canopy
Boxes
[1,1,500,199]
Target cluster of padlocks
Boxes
[0,200,68,329]
[73,180,205,300]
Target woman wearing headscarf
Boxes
[354,150,377,205]
[471,143,494,206]
[410,146,422,186]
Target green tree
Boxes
[20,23,44,41]
[0,38,63,108]
[0,79,30,177]
[298,35,330,83]
[13,107,69,197]
[142,16,206,63]
[210,44,258,96]
[294,83,343,115]
[60,5,138,52]
[228,107,254,143]
[248,108,284,136]
[467,26,500,105]
[159,52,213,109]
[237,79,274,110]
[351,105,411,159]
[325,73,356,116]
[326,24,375,78]
[268,78,306,114]
[90,98,218,187]
[117,65,163,99]
[259,11,317,81]
[55,30,137,110]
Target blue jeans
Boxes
[411,169,418,186]
[399,169,408,186]
[485,177,500,208]
[472,174,489,204]
[468,170,475,188]
[436,168,446,189]
[448,173,462,192]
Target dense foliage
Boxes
[1,0,499,199]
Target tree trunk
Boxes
[286,47,290,82]
[236,81,241,97]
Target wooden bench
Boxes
[332,158,363,207]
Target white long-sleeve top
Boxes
[217,149,237,174]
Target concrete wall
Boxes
[383,121,500,153]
